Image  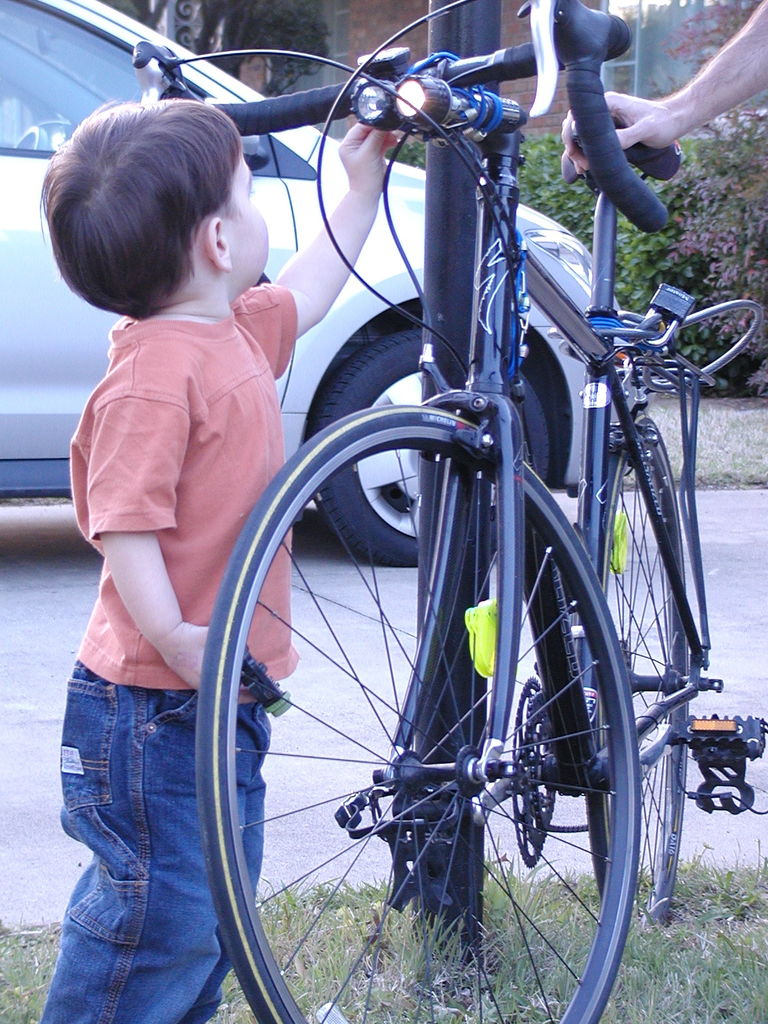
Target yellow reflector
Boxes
[690,718,739,733]
[610,509,629,574]
[465,598,498,678]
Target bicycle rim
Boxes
[198,405,638,1024]
[604,415,689,922]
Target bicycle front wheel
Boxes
[198,405,639,1024]
[604,415,689,922]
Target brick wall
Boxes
[348,0,428,75]
[346,0,570,136]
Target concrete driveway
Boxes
[1,492,766,928]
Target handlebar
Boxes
[549,0,669,232]
[133,0,671,232]
[133,42,357,132]
[217,84,354,135]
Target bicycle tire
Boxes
[197,404,639,1024]
[603,415,689,923]
[306,330,551,568]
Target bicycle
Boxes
[548,131,766,923]
[135,1,765,1021]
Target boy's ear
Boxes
[198,214,232,273]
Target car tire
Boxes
[307,328,551,565]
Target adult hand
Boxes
[561,92,680,173]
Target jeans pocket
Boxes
[237,703,272,784]
[147,689,199,729]
[60,674,118,811]
[68,848,148,946]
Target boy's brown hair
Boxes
[42,100,243,320]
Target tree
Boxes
[109,0,329,94]
[194,0,329,95]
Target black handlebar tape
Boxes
[445,44,538,84]
[442,5,630,87]
[444,4,627,86]
[604,13,632,61]
[216,82,353,135]
[566,65,668,232]
[552,0,667,232]
[561,138,681,186]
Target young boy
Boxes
[39,98,394,1024]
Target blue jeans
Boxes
[41,663,270,1024]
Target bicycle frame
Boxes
[416,128,528,764]
[525,186,767,796]
[555,193,711,682]
[409,119,709,770]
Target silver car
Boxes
[0,0,592,557]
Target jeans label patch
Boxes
[61,745,85,775]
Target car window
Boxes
[0,0,316,180]
[244,134,316,180]
[0,0,139,152]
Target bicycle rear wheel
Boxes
[197,405,639,1024]
[604,415,689,922]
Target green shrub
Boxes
[519,131,766,395]
[394,137,427,169]
[395,124,766,394]
[672,112,768,394]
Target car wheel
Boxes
[307,328,551,565]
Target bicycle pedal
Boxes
[683,715,765,758]
[679,715,766,815]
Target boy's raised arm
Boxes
[276,123,397,336]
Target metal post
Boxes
[415,0,502,943]
[424,0,502,386]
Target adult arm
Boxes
[614,0,768,148]
[563,0,768,168]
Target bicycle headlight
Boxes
[352,83,398,128]
[396,77,451,124]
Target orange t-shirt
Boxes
[71,284,299,689]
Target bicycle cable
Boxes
[172,0,530,383]
[205,0,523,378]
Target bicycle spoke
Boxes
[198,413,637,1024]
[605,420,688,921]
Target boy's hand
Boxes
[153,621,208,690]
[338,123,398,200]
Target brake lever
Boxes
[524,0,559,117]
[133,41,196,104]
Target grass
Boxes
[2,859,767,1024]
[651,396,768,488]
